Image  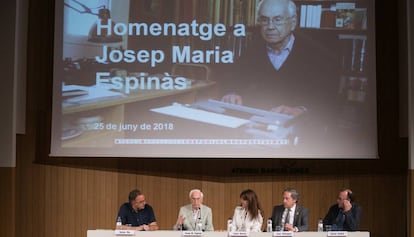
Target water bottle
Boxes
[266,218,273,232]
[227,218,233,232]
[116,216,122,230]
[317,219,323,232]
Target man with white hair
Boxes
[221,0,339,148]
[174,189,214,231]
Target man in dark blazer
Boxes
[271,188,309,232]
[323,188,361,231]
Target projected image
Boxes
[52,0,377,158]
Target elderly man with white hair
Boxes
[173,189,214,231]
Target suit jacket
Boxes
[175,204,214,231]
[323,203,362,231]
[271,204,309,231]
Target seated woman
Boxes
[230,189,263,232]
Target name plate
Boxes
[114,229,135,236]
[327,231,348,237]
[182,230,203,237]
[273,231,294,236]
[228,231,249,237]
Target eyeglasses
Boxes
[133,199,146,205]
[258,16,292,26]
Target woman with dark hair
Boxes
[230,189,263,232]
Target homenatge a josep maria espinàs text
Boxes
[95,19,246,41]
[92,20,246,93]
[94,19,246,65]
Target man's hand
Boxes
[134,225,145,231]
[343,199,352,212]
[271,105,306,117]
[175,215,186,229]
[284,223,297,232]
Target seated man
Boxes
[271,188,309,232]
[323,188,362,231]
[174,189,214,231]
[116,189,159,231]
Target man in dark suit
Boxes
[271,188,309,232]
[323,188,362,231]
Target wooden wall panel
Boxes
[348,175,375,232]
[0,168,15,237]
[117,171,137,203]
[368,175,406,237]
[44,165,59,237]
[201,180,226,230]
[142,175,179,229]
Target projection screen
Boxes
[51,0,377,158]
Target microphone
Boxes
[196,207,202,231]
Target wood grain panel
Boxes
[201,180,226,230]
[0,168,15,237]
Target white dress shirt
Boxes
[267,34,295,70]
[282,204,296,226]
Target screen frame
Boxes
[28,0,406,175]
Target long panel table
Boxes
[87,230,369,237]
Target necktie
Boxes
[284,209,291,225]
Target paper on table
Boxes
[151,103,251,128]
[62,83,125,105]
[64,88,125,104]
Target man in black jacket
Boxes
[323,188,362,231]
